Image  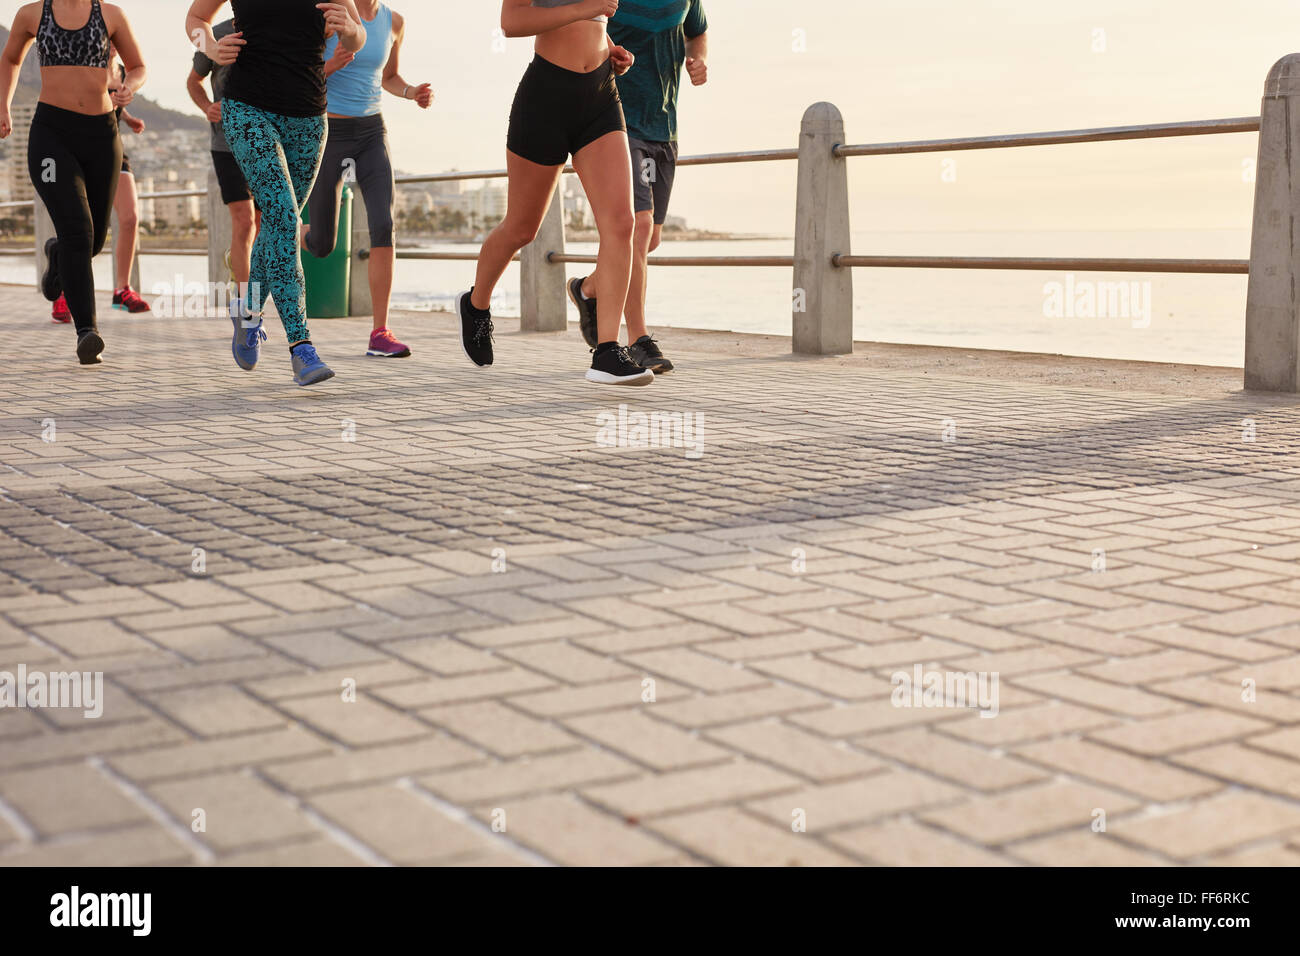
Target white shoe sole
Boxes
[586,368,655,386]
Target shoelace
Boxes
[638,336,663,358]
[472,315,494,347]
[295,344,318,364]
[244,325,267,349]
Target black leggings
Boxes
[28,104,122,334]
[305,114,395,256]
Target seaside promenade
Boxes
[2,285,1300,866]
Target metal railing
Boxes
[13,54,1300,389]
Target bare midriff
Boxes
[535,19,608,73]
[38,66,113,115]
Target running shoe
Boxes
[51,294,71,324]
[290,342,335,386]
[112,286,151,314]
[76,328,104,366]
[40,238,61,302]
[366,327,411,358]
[231,314,267,371]
[587,343,655,386]
[568,276,599,348]
[458,291,494,367]
[627,334,674,374]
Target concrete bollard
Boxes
[206,167,230,306]
[520,179,567,332]
[792,102,853,355]
[33,199,54,292]
[1246,55,1300,391]
[349,185,373,318]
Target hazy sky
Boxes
[5,0,1299,236]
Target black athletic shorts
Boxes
[120,154,132,176]
[629,138,678,224]
[211,149,253,206]
[507,54,626,166]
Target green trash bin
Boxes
[300,183,353,318]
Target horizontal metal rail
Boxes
[390,250,518,262]
[836,117,1261,157]
[0,117,1256,211]
[832,255,1250,274]
[548,252,793,267]
[125,247,1249,275]
[393,148,800,187]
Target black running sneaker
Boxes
[587,343,654,386]
[568,276,599,348]
[76,328,103,366]
[41,238,62,302]
[458,290,494,367]
[628,334,674,374]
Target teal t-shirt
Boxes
[608,0,707,144]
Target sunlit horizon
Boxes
[2,1,1297,237]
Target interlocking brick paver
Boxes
[830,819,1012,866]
[583,760,801,819]
[309,783,502,864]
[147,772,318,853]
[1089,709,1272,756]
[1008,831,1170,867]
[1171,743,1300,797]
[921,782,1141,845]
[705,720,884,782]
[862,727,1049,792]
[6,303,1300,865]
[421,701,576,758]
[474,794,676,866]
[1119,792,1300,860]
[0,763,149,836]
[746,770,963,830]
[1015,738,1219,802]
[648,808,855,866]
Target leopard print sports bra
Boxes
[37,0,111,69]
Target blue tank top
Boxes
[323,3,393,116]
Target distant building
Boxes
[141,170,200,229]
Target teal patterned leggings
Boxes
[221,99,326,344]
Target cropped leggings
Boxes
[221,99,326,344]
[305,114,395,257]
[28,104,122,334]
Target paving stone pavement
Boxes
[3,288,1300,866]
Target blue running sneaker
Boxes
[231,313,266,371]
[291,342,335,386]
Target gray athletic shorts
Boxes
[629,138,678,225]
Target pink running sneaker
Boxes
[113,286,151,314]
[366,327,411,358]
[51,294,71,324]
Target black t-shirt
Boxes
[221,0,328,118]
